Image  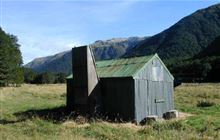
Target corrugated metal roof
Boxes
[67,55,155,79]
[96,55,154,77]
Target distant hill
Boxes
[125,4,220,59]
[25,37,146,74]
[25,51,72,74]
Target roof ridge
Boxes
[96,61,148,68]
[95,54,155,63]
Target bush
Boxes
[197,100,215,107]
[33,72,55,84]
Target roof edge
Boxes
[133,54,174,80]
[154,54,174,80]
[132,54,156,77]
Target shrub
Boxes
[197,100,215,107]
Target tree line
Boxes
[165,56,220,83]
[23,68,67,84]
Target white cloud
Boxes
[20,35,82,64]
[2,0,138,64]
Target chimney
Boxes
[71,46,100,112]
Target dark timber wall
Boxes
[100,77,135,121]
[66,79,74,108]
[68,46,100,112]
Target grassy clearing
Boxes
[0,83,220,140]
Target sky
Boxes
[0,0,219,64]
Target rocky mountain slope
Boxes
[25,37,146,74]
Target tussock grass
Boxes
[197,100,216,107]
[1,83,220,139]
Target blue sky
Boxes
[1,0,219,64]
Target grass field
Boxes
[0,83,219,140]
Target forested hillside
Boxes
[125,4,220,59]
[124,4,220,82]
[169,36,220,82]
[196,36,220,58]
[0,27,23,86]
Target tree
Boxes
[200,63,212,81]
[33,72,55,84]
[23,68,37,83]
[0,27,23,86]
[55,73,66,83]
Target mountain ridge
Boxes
[25,3,220,79]
[25,37,146,73]
[124,3,220,59]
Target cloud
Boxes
[1,0,138,64]
[19,34,82,64]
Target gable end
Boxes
[133,54,174,80]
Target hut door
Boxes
[155,83,165,117]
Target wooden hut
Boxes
[67,46,174,123]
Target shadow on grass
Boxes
[0,106,89,125]
[0,106,67,125]
[10,106,110,125]
[0,106,129,125]
[13,106,71,123]
[0,119,26,125]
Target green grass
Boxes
[0,83,220,140]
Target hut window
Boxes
[152,66,163,81]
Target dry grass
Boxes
[0,83,220,140]
[1,84,65,97]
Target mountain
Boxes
[91,37,146,60]
[25,37,146,74]
[170,35,220,82]
[25,51,72,74]
[26,3,220,82]
[125,4,220,59]
[196,35,220,58]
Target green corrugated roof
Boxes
[66,55,155,79]
[96,55,154,77]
